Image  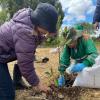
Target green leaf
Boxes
[54,79,58,87]
[45,72,52,77]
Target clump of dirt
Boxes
[16,89,47,100]
[16,86,100,100]
[47,86,90,100]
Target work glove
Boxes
[71,63,86,73]
[58,75,65,87]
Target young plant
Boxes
[45,67,59,87]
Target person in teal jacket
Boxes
[58,27,98,75]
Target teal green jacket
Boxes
[59,37,98,72]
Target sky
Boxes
[59,0,97,28]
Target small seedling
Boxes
[45,67,59,87]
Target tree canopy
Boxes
[0,0,64,29]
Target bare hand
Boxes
[32,81,50,93]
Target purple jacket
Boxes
[0,8,43,86]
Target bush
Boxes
[43,36,60,47]
[0,10,8,24]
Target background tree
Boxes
[0,10,7,25]
[0,0,64,27]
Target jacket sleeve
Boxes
[13,27,39,86]
[60,45,70,67]
[82,38,98,67]
[93,0,100,23]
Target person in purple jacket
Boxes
[0,3,58,100]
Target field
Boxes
[8,45,100,100]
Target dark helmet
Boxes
[30,3,58,33]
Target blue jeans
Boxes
[0,63,15,100]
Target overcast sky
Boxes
[59,0,97,27]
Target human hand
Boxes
[32,81,50,93]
